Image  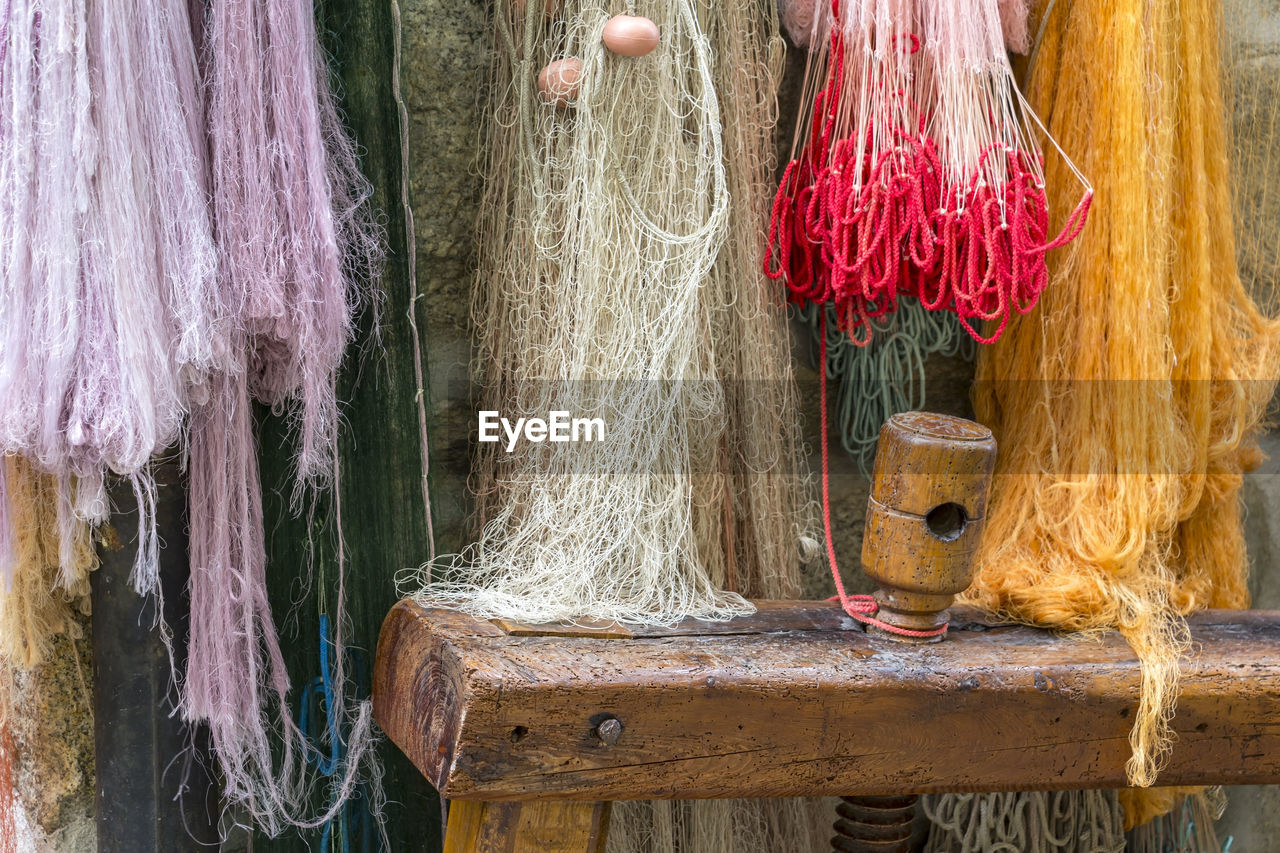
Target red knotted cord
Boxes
[764,5,1091,349]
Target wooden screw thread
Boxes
[831,794,918,852]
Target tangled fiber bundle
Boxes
[0,723,13,853]
[0,0,216,592]
[204,0,380,484]
[781,0,1032,55]
[804,298,973,469]
[766,0,1090,346]
[0,458,94,670]
[700,0,816,604]
[1123,788,1228,853]
[781,0,1003,469]
[185,0,384,835]
[0,0,385,838]
[922,790,1126,853]
[420,0,826,848]
[423,0,811,625]
[922,788,1228,852]
[965,0,1280,822]
[425,0,749,625]
[607,798,835,853]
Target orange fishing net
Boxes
[966,0,1280,824]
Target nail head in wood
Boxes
[595,717,623,745]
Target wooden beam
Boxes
[443,801,611,853]
[374,599,1280,800]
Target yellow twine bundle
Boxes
[967,0,1280,824]
[0,457,96,670]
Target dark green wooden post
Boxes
[92,461,221,852]
[252,1,456,850]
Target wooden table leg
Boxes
[443,800,612,853]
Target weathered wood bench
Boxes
[373,414,1280,851]
[374,600,1280,851]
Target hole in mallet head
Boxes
[925,502,968,542]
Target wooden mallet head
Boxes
[860,412,996,641]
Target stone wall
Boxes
[9,628,95,852]
[402,0,489,557]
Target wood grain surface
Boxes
[374,600,1280,800]
[443,801,610,853]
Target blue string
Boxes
[297,617,379,851]
[318,614,341,777]
[1131,797,1234,853]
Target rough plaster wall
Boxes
[1219,0,1280,844]
[403,0,488,557]
[1228,436,1280,849]
[401,0,1280,846]
[8,627,96,852]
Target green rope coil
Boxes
[803,298,975,471]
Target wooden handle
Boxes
[861,412,996,640]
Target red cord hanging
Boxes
[765,0,1092,348]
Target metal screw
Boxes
[595,717,623,745]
